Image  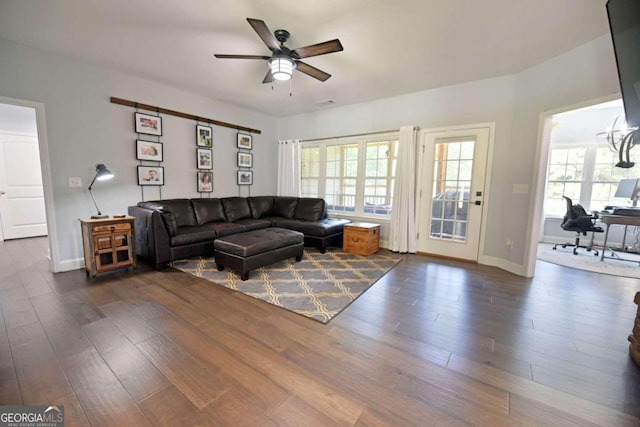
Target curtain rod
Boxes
[110,97,261,134]
[300,128,401,143]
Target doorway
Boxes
[526,95,624,277]
[0,103,47,240]
[0,96,57,272]
[416,125,491,261]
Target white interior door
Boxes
[0,132,48,240]
[417,126,490,261]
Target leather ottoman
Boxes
[214,227,304,280]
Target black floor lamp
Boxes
[88,164,114,219]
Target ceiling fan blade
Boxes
[293,39,343,59]
[214,54,270,60]
[296,61,331,82]
[247,18,280,52]
[262,70,274,84]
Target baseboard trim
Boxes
[480,255,527,277]
[54,257,84,273]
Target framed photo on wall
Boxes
[196,148,213,170]
[237,133,252,150]
[237,152,252,168]
[136,140,163,162]
[134,112,162,136]
[196,124,213,147]
[197,171,213,193]
[137,166,164,186]
[237,170,253,185]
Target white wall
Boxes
[278,35,621,274]
[0,39,278,269]
[0,103,37,135]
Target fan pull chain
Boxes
[289,78,292,97]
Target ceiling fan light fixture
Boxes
[269,56,295,81]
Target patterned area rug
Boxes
[172,248,402,323]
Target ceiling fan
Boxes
[214,18,343,83]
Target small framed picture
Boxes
[237,133,252,150]
[237,170,253,185]
[196,124,213,147]
[134,112,162,136]
[136,140,163,162]
[137,166,164,186]
[237,152,253,168]
[196,148,213,170]
[197,171,213,193]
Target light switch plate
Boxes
[68,177,82,188]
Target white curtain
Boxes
[277,139,301,197]
[389,125,418,253]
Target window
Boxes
[544,143,640,216]
[545,147,586,215]
[430,139,474,240]
[301,133,398,218]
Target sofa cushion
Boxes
[272,218,350,237]
[160,212,178,237]
[248,196,275,218]
[293,198,327,221]
[204,222,247,238]
[138,199,196,227]
[234,218,273,231]
[221,197,252,222]
[191,198,226,225]
[273,197,298,219]
[170,226,217,246]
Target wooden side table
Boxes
[80,216,136,278]
[343,222,380,256]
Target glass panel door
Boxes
[417,127,490,261]
[430,139,474,241]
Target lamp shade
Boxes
[269,56,295,81]
[94,164,114,181]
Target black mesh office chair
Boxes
[553,196,604,256]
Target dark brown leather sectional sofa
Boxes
[128,196,350,270]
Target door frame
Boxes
[0,95,57,272]
[525,93,621,277]
[416,122,495,263]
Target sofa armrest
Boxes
[128,205,172,269]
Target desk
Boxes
[599,214,640,262]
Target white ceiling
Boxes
[0,0,611,117]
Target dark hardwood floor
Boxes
[1,236,639,426]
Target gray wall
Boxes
[0,39,278,268]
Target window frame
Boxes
[544,140,640,217]
[300,132,399,219]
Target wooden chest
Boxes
[343,222,380,256]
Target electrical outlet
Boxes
[506,238,513,251]
[68,177,82,188]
